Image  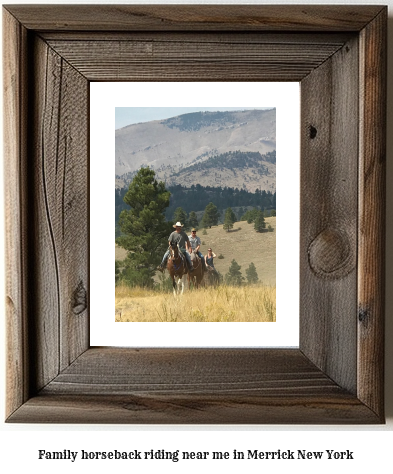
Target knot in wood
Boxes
[309,125,317,139]
[308,228,354,279]
[358,307,369,324]
[73,281,87,315]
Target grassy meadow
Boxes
[116,217,276,284]
[115,217,276,322]
[115,283,276,322]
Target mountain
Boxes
[163,149,276,192]
[115,109,276,192]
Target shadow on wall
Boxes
[383,15,393,421]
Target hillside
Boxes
[116,217,276,286]
[197,217,276,285]
[164,150,276,192]
[115,108,276,192]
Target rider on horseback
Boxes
[188,228,206,271]
[157,222,194,273]
[205,248,219,286]
[205,248,218,273]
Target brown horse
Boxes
[204,265,220,287]
[166,242,187,295]
[188,250,204,289]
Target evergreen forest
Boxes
[115,183,276,235]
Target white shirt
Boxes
[188,234,201,250]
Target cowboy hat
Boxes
[173,221,184,228]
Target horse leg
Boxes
[175,276,183,296]
[196,267,203,289]
[172,276,177,297]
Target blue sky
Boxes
[115,107,271,129]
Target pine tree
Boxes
[188,211,199,229]
[200,202,220,228]
[173,206,188,228]
[225,259,244,286]
[116,167,173,287]
[223,207,236,232]
[245,262,259,284]
[254,210,266,232]
[241,207,260,224]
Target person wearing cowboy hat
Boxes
[157,222,194,272]
[188,228,206,271]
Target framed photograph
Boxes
[4,5,386,423]
[90,82,300,347]
[112,102,280,323]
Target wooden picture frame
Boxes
[3,5,386,424]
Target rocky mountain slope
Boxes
[115,109,276,192]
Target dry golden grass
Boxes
[115,283,275,322]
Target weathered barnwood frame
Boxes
[3,5,386,423]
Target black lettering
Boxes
[233,450,244,459]
[212,452,229,460]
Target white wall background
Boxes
[0,0,392,472]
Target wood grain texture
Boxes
[9,392,378,425]
[3,5,386,424]
[44,348,341,395]
[46,37,348,82]
[358,9,387,418]
[3,9,30,417]
[7,349,379,424]
[300,36,359,394]
[20,37,88,392]
[3,5,384,32]
[27,36,89,391]
[40,31,354,44]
